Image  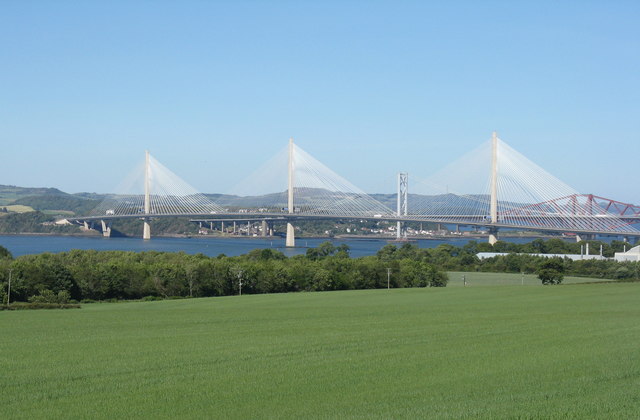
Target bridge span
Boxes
[69,133,640,246]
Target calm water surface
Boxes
[0,235,538,258]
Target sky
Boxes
[1,1,639,202]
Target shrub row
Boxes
[0,243,447,302]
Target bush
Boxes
[0,245,12,259]
[28,289,71,304]
[430,271,449,287]
[537,269,564,285]
[537,257,565,285]
[1,302,80,310]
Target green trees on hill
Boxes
[0,212,78,234]
[12,195,98,215]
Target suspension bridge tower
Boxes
[397,173,408,239]
[488,131,499,245]
[286,138,296,247]
[143,150,151,240]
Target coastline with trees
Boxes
[1,239,638,308]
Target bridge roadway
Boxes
[69,212,640,239]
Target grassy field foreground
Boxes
[1,283,639,418]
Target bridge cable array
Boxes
[86,135,638,237]
[227,142,393,217]
[90,153,224,217]
[409,135,638,234]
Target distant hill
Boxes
[0,183,493,236]
[12,195,99,216]
[0,185,69,206]
[0,184,100,216]
[0,184,492,218]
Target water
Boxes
[0,235,540,258]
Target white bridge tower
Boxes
[397,172,408,239]
[286,137,296,247]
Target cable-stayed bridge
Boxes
[70,133,640,246]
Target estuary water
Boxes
[0,235,536,258]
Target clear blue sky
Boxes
[1,1,638,202]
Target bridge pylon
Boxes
[397,173,408,239]
[488,131,499,245]
[142,150,152,240]
[101,220,112,237]
[286,137,295,247]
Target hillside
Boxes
[0,184,482,236]
[12,194,98,216]
[0,184,69,206]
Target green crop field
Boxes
[41,209,75,216]
[2,205,34,213]
[2,283,639,419]
[446,271,617,287]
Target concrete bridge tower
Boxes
[286,138,295,247]
[397,173,408,239]
[489,131,499,245]
[143,150,151,240]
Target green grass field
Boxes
[41,209,75,216]
[2,282,639,419]
[1,204,34,213]
[446,271,617,287]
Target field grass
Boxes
[2,204,35,213]
[446,271,616,287]
[1,283,639,419]
[41,209,75,216]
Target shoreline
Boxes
[0,232,568,241]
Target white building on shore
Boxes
[614,246,640,262]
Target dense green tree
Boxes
[6,238,640,303]
[306,242,350,260]
[0,245,12,259]
[537,257,565,285]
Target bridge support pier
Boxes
[286,223,295,247]
[143,218,151,240]
[101,220,112,238]
[261,220,268,237]
[576,233,595,242]
[396,221,406,240]
[221,221,225,235]
[488,227,499,245]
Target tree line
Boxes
[1,238,639,304]
[0,242,447,304]
[376,239,639,281]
